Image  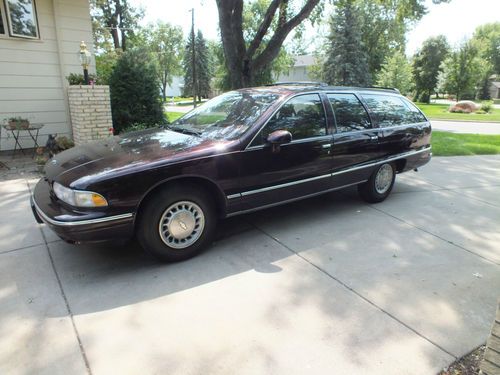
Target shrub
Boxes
[66,73,99,85]
[109,48,166,134]
[121,122,156,134]
[480,101,493,113]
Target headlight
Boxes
[53,182,108,207]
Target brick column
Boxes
[67,85,113,146]
[481,300,500,375]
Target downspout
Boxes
[52,0,73,140]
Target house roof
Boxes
[491,81,500,88]
[293,55,315,67]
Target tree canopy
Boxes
[412,35,450,103]
[377,51,413,95]
[183,31,214,100]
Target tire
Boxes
[136,184,216,262]
[358,162,396,203]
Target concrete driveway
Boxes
[1,155,499,375]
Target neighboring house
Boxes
[0,0,95,151]
[489,80,500,100]
[277,55,316,83]
[165,75,183,98]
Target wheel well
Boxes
[394,159,406,173]
[136,177,227,221]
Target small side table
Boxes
[2,123,44,157]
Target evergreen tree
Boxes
[109,48,165,133]
[377,51,414,95]
[412,35,450,103]
[322,0,371,86]
[183,31,213,100]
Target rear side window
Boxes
[362,94,426,126]
[327,94,371,133]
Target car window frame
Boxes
[326,92,375,135]
[245,92,332,150]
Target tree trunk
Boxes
[216,0,320,89]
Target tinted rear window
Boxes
[327,93,371,133]
[362,94,426,126]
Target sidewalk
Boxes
[431,120,500,135]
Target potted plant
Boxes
[6,117,30,130]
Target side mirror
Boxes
[266,130,292,153]
[267,130,292,145]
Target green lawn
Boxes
[431,131,500,156]
[166,111,184,122]
[416,103,500,122]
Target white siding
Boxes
[0,0,95,151]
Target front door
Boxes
[236,93,334,210]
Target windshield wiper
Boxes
[165,125,201,137]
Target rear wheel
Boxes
[137,185,216,262]
[358,162,396,203]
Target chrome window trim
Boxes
[227,146,431,199]
[33,198,133,227]
[245,91,329,150]
[246,134,333,151]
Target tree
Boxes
[438,41,482,101]
[91,0,143,51]
[133,22,184,101]
[216,0,322,88]
[412,35,450,103]
[183,30,213,100]
[109,48,165,133]
[471,22,500,75]
[322,0,371,86]
[377,51,414,95]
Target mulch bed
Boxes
[439,345,485,375]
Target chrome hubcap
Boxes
[159,201,205,249]
[375,164,393,194]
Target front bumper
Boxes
[31,178,135,243]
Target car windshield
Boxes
[170,91,279,140]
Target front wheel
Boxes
[137,185,216,262]
[358,163,396,203]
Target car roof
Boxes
[238,83,401,96]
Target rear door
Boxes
[360,94,430,156]
[327,93,384,186]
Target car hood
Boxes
[45,128,234,188]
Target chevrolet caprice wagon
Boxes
[32,84,431,261]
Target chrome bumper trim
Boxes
[33,198,133,227]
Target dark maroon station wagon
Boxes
[31,84,431,262]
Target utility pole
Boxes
[190,8,197,108]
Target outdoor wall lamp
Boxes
[78,41,91,85]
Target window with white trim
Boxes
[1,0,39,39]
[0,1,6,34]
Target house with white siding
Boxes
[276,55,316,83]
[0,0,95,151]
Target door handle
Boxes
[321,144,332,149]
[369,135,378,141]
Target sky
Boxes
[130,0,500,55]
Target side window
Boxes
[253,94,326,146]
[327,93,371,133]
[402,98,427,123]
[5,0,39,39]
[362,94,424,127]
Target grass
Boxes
[416,103,500,122]
[431,131,500,156]
[165,111,184,122]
